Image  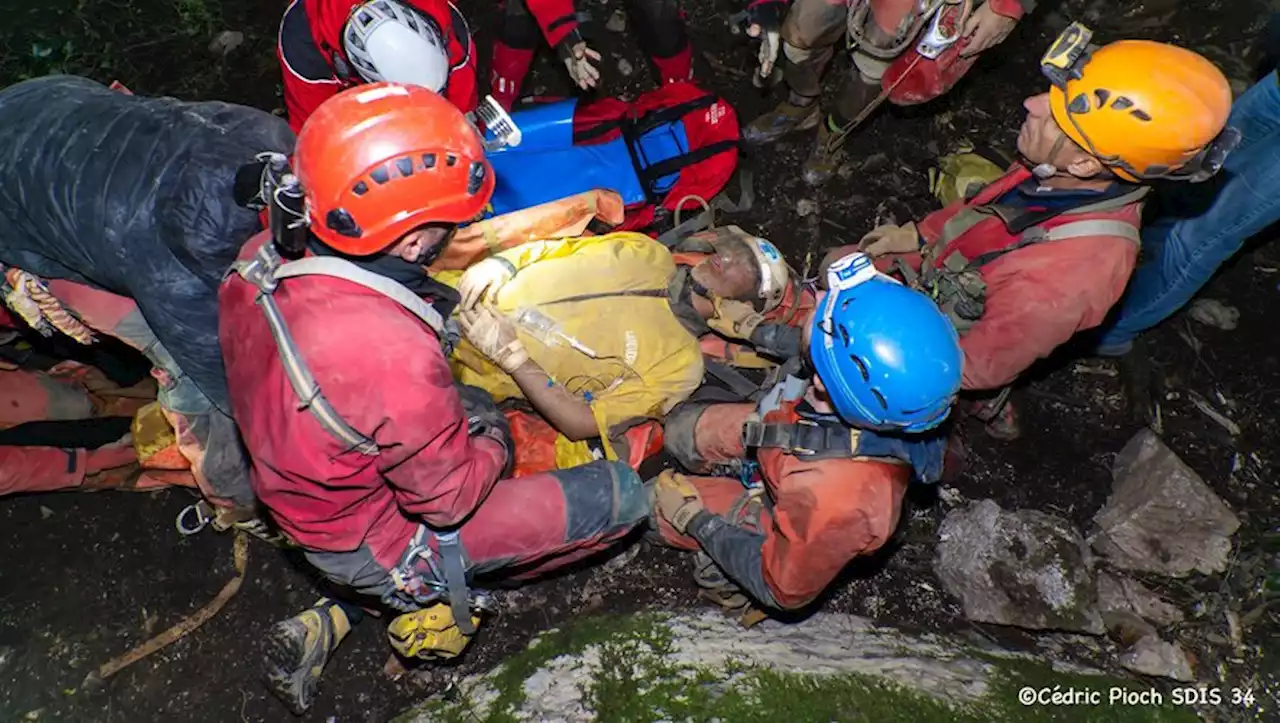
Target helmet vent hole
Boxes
[871,389,888,411]
[1092,89,1110,108]
[422,153,437,169]
[370,166,390,185]
[848,354,869,381]
[1130,109,1151,122]
[1068,93,1090,114]
[1110,96,1134,111]
[837,325,850,346]
[395,157,414,177]
[446,153,458,167]
[467,162,486,195]
[352,180,369,196]
[355,11,374,28]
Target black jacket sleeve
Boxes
[687,510,781,609]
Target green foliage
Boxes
[1,0,282,108]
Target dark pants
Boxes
[303,459,649,607]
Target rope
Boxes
[3,267,95,345]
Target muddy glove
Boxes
[707,298,767,340]
[458,257,516,310]
[459,305,529,373]
[387,603,481,660]
[652,470,705,534]
[742,0,786,82]
[557,36,602,90]
[858,222,919,257]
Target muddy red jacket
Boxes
[277,0,479,133]
[888,166,1144,391]
[218,232,506,566]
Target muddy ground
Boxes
[1,0,1277,721]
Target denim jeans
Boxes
[1096,72,1280,352]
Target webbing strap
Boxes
[967,218,1140,270]
[273,257,444,334]
[234,244,446,456]
[742,419,856,460]
[704,359,763,399]
[254,291,380,455]
[434,531,476,634]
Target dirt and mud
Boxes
[0,0,1276,721]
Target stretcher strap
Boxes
[742,419,856,460]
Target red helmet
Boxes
[294,83,494,255]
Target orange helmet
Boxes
[1047,38,1234,182]
[294,83,495,255]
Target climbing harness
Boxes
[384,526,493,634]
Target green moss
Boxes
[399,614,1203,723]
[394,613,668,723]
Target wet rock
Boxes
[795,199,818,217]
[935,500,1104,634]
[860,153,889,173]
[617,58,634,77]
[1096,571,1184,628]
[1090,429,1240,577]
[1117,634,1195,681]
[1187,298,1239,330]
[605,9,627,32]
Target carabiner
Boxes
[175,501,213,536]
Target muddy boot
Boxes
[692,551,767,628]
[967,395,1021,441]
[263,599,353,715]
[743,98,822,146]
[801,117,849,187]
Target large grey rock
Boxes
[935,499,1104,634]
[403,611,1053,722]
[1096,571,1184,628]
[1090,429,1240,577]
[1117,634,1195,682]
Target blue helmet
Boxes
[808,252,962,433]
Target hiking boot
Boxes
[263,600,352,715]
[966,395,1021,441]
[801,119,849,187]
[743,99,821,146]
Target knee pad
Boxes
[496,1,541,49]
[611,461,649,526]
[627,0,688,59]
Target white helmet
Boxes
[343,0,450,91]
[743,234,791,312]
